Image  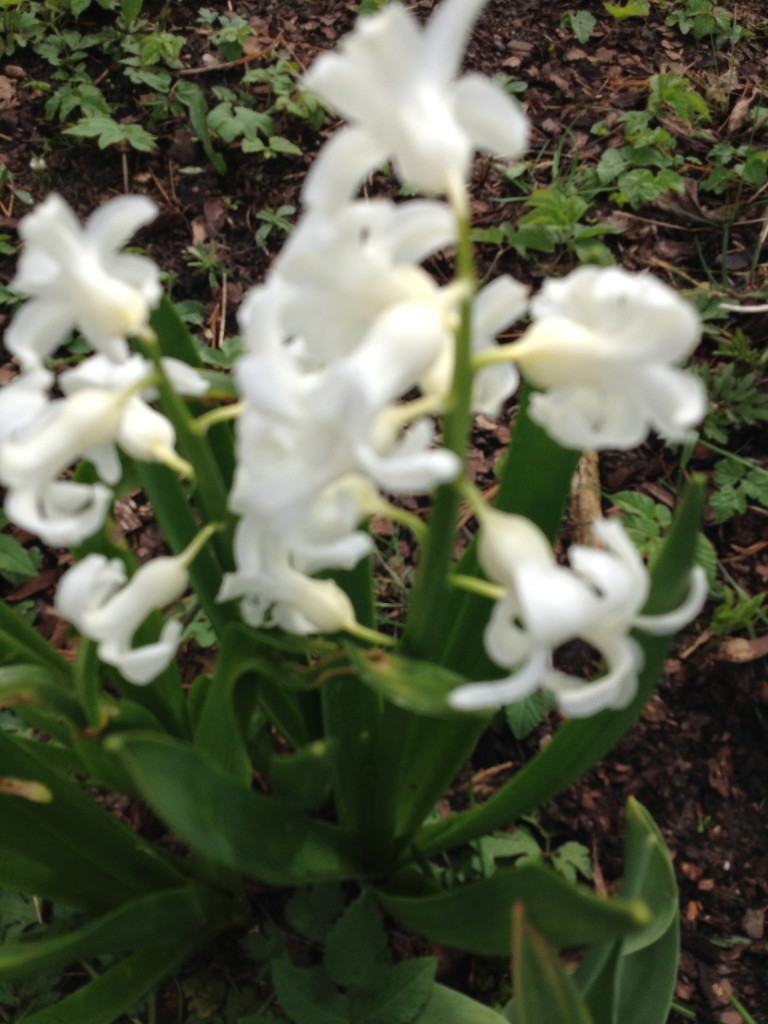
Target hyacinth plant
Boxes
[0,1,709,1022]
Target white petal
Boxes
[7,481,113,546]
[635,566,708,635]
[477,507,553,587]
[86,195,158,259]
[302,126,389,210]
[5,298,76,371]
[544,636,642,717]
[448,647,549,711]
[425,0,488,83]
[633,365,707,440]
[451,74,530,161]
[100,620,183,685]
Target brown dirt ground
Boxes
[1,1,767,1021]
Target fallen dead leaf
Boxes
[715,634,768,663]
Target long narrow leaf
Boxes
[414,983,510,1023]
[22,940,205,1024]
[0,599,73,680]
[0,730,184,910]
[510,903,595,1024]
[110,732,364,885]
[0,886,226,983]
[376,864,649,956]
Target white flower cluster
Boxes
[0,0,708,705]
[219,0,532,633]
[220,0,707,707]
[1,193,208,683]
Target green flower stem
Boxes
[346,187,485,870]
[136,335,236,576]
[449,574,504,601]
[472,341,520,370]
[136,461,238,643]
[192,401,246,435]
[402,187,476,661]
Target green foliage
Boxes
[2,3,313,169]
[603,0,649,17]
[710,585,766,637]
[184,241,226,290]
[0,515,41,587]
[610,491,716,586]
[561,10,596,44]
[473,185,620,265]
[664,0,748,46]
[709,457,768,524]
[647,72,710,124]
[694,363,768,444]
[255,205,297,249]
[272,891,437,1024]
[63,114,156,151]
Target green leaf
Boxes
[0,596,73,680]
[271,960,348,1024]
[0,665,81,725]
[565,10,596,44]
[174,81,227,175]
[511,903,595,1024]
[109,733,363,885]
[577,799,680,1024]
[0,534,38,580]
[270,741,333,811]
[21,941,203,1024]
[323,891,391,989]
[121,0,142,21]
[376,863,649,956]
[193,622,314,781]
[268,135,303,156]
[413,983,510,1023]
[505,691,552,739]
[351,959,437,1024]
[64,115,156,152]
[551,841,592,884]
[603,0,649,17]
[0,730,184,911]
[619,800,677,954]
[284,885,346,943]
[344,644,473,717]
[0,887,225,983]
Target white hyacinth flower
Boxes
[56,553,186,685]
[449,513,707,716]
[219,521,359,635]
[512,266,706,449]
[253,198,456,367]
[55,527,215,684]
[302,0,529,206]
[0,359,195,543]
[5,480,114,548]
[7,193,161,370]
[231,302,461,539]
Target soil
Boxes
[1,1,767,1022]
